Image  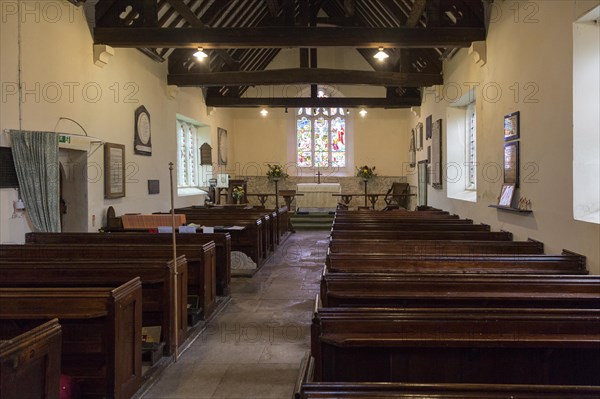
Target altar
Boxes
[296,183,341,212]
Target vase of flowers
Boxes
[232,185,245,204]
[356,165,377,181]
[266,164,288,181]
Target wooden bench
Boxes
[297,382,600,399]
[311,307,600,385]
[0,278,143,399]
[0,256,187,355]
[332,223,491,231]
[14,241,217,319]
[320,273,600,308]
[328,238,545,255]
[326,252,588,274]
[330,230,513,241]
[0,319,62,399]
[173,209,265,264]
[198,206,284,250]
[26,231,232,296]
[176,206,272,255]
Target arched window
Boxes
[296,107,346,168]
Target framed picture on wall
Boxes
[426,115,432,139]
[498,184,515,207]
[104,143,125,199]
[504,141,520,187]
[504,111,520,141]
[417,122,424,150]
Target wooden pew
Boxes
[199,206,283,251]
[176,208,269,259]
[320,273,600,308]
[12,241,217,319]
[0,319,62,399]
[328,239,545,255]
[172,209,264,264]
[331,223,491,231]
[311,307,600,385]
[330,230,513,241]
[0,278,143,399]
[298,382,600,399]
[334,210,456,220]
[0,257,187,355]
[26,232,232,296]
[326,252,588,274]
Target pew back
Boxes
[0,278,143,399]
[0,319,62,399]
[312,308,600,385]
[328,239,545,255]
[25,232,232,296]
[326,253,587,274]
[0,257,188,355]
[321,273,600,308]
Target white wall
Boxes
[408,0,600,274]
[0,1,235,242]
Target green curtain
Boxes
[11,130,61,232]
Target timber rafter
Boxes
[168,68,442,87]
[92,0,490,108]
[94,26,486,49]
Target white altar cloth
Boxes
[296,183,341,211]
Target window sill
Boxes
[447,190,477,203]
[177,187,208,197]
[574,211,600,225]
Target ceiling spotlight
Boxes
[260,108,269,117]
[373,47,389,61]
[359,108,368,118]
[194,47,208,61]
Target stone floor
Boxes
[141,231,329,399]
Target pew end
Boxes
[562,249,588,271]
[293,351,315,399]
[527,237,545,252]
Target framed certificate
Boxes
[104,143,125,199]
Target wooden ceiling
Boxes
[92,0,492,108]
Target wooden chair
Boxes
[383,182,410,210]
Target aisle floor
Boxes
[142,231,328,399]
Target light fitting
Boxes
[194,47,208,61]
[260,108,269,117]
[359,108,368,118]
[373,47,389,61]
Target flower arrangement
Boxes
[356,165,377,180]
[266,164,288,180]
[232,185,245,202]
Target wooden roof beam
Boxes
[94,26,487,48]
[167,68,442,87]
[205,96,421,108]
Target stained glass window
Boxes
[296,108,346,168]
